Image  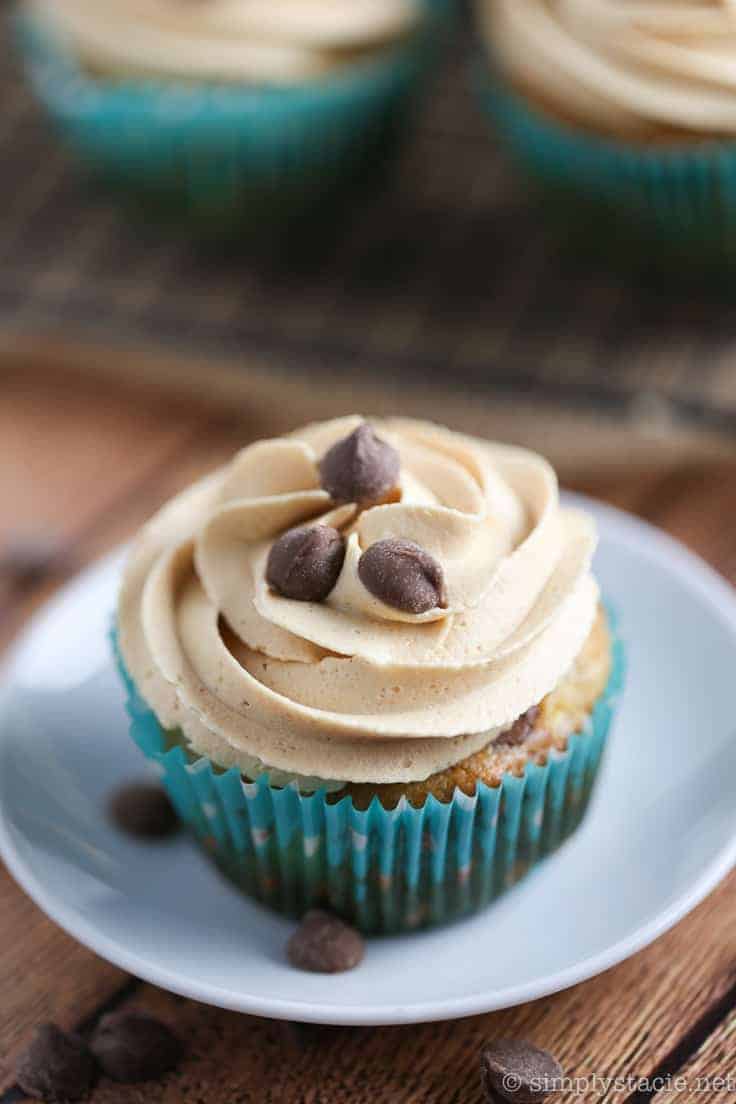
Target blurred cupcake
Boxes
[114,416,623,932]
[17,0,450,236]
[476,0,736,269]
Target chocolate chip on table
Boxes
[358,538,446,614]
[108,782,179,839]
[266,524,345,602]
[287,910,365,973]
[0,535,72,587]
[318,423,400,506]
[481,1039,563,1104]
[16,1023,97,1103]
[90,1011,184,1083]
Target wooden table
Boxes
[2,368,736,1104]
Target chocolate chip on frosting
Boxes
[266,525,345,603]
[358,538,446,614]
[90,1011,183,1084]
[16,1024,97,1103]
[318,423,400,506]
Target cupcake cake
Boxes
[115,417,623,932]
[477,1,736,269]
[18,0,449,234]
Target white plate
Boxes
[1,495,736,1026]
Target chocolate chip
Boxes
[358,538,446,614]
[318,423,400,506]
[16,1024,97,1103]
[108,782,179,839]
[0,535,72,587]
[481,1040,563,1104]
[494,707,541,748]
[266,525,345,602]
[287,910,365,973]
[90,1011,183,1083]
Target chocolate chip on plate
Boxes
[318,423,400,506]
[266,524,345,602]
[108,782,179,839]
[287,910,365,973]
[358,538,446,614]
[481,1039,563,1104]
[16,1023,97,1103]
[90,1011,183,1084]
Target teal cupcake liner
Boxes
[478,64,736,273]
[112,607,623,933]
[15,3,451,237]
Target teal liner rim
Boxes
[17,1,452,106]
[15,3,451,115]
[478,60,734,162]
[14,2,452,233]
[112,603,624,933]
[475,59,736,270]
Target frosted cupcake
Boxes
[18,0,450,234]
[115,417,623,932]
[477,0,736,269]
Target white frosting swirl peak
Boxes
[483,0,736,137]
[28,0,420,83]
[118,418,599,784]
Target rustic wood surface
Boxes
[2,366,736,1103]
[656,1010,736,1103]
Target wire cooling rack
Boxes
[2,17,736,442]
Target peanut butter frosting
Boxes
[27,0,420,84]
[117,417,600,785]
[482,0,736,137]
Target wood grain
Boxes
[47,870,733,1104]
[0,385,245,1091]
[0,865,128,1091]
[652,1010,736,1103]
[2,374,736,1103]
[2,337,735,481]
[0,378,249,653]
[0,374,202,547]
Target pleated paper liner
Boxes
[478,64,736,276]
[15,2,452,240]
[112,607,624,934]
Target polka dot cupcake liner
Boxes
[111,605,624,934]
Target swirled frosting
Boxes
[28,0,420,83]
[482,0,736,137]
[118,417,599,785]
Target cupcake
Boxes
[115,417,623,933]
[476,0,736,270]
[17,0,450,236]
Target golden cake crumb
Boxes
[341,605,612,810]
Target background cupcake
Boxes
[115,416,623,933]
[17,0,451,238]
[476,0,736,271]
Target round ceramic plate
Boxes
[1,495,736,1026]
